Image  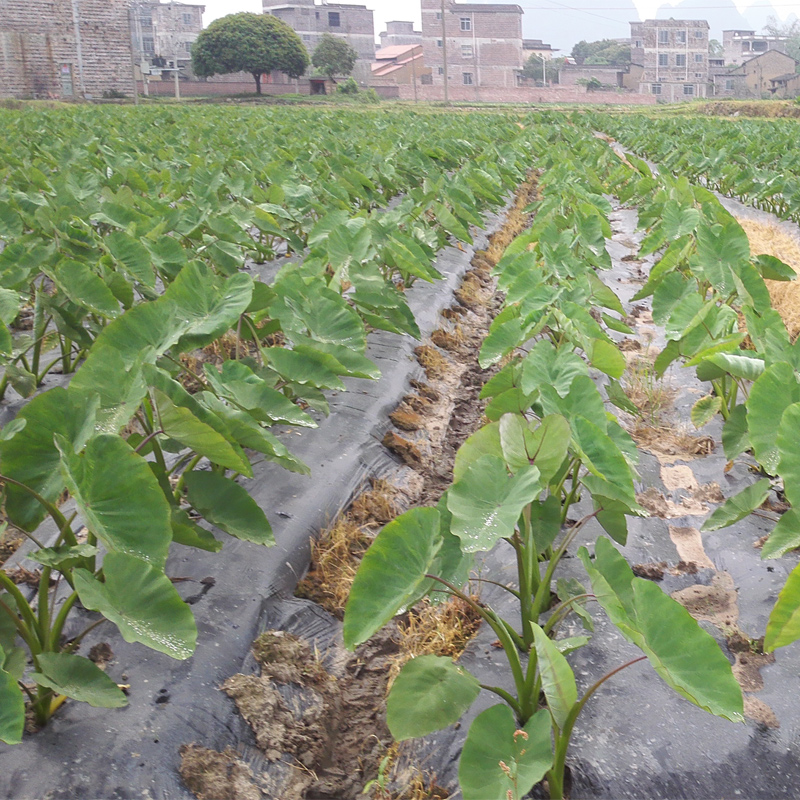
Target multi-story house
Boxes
[630,19,709,101]
[0,0,134,99]
[379,21,421,48]
[421,0,523,89]
[712,49,797,98]
[263,0,375,83]
[722,29,787,67]
[131,1,205,75]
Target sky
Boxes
[200,0,799,43]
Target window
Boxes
[328,11,340,27]
[695,53,703,62]
[635,40,642,48]
[463,72,473,85]
[182,12,193,25]
[435,11,441,19]
[658,53,668,66]
[460,17,471,31]
[676,30,686,43]
[421,73,433,84]
[438,66,444,74]
[436,39,442,47]
[725,79,735,90]
[461,44,473,58]
[651,83,661,95]
[658,30,669,44]
[694,29,705,39]
[695,72,703,78]
[302,34,311,42]
[742,41,751,51]
[752,41,767,52]
[184,40,193,51]
[675,54,686,66]
[683,84,694,95]
[315,11,319,18]
[142,36,155,53]
[139,13,152,28]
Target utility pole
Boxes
[128,3,140,104]
[174,46,181,100]
[440,0,448,103]
[411,44,418,101]
[70,0,87,98]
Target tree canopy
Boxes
[571,39,631,66]
[520,55,564,85]
[192,13,309,95]
[312,33,359,81]
[763,16,800,66]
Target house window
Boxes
[463,72,473,84]
[460,17,471,31]
[742,41,751,51]
[438,66,444,74]
[635,40,642,48]
[437,39,442,47]
[461,44,473,58]
[328,12,340,27]
[140,13,152,28]
[683,84,694,95]
[651,83,661,95]
[676,30,686,43]
[436,11,441,19]
[302,34,311,42]
[695,72,703,78]
[694,29,704,39]
[184,40,193,51]
[752,41,767,52]
[142,36,155,53]
[695,53,703,62]
[658,30,669,44]
[658,53,668,66]
[675,54,686,66]
[182,13,193,25]
[315,11,319,18]
[725,79,735,90]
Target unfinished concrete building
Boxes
[722,29,787,67]
[131,1,204,76]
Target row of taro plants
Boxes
[342,122,744,800]
[0,106,538,744]
[592,137,800,653]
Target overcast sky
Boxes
[200,1,796,41]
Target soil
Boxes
[0,522,24,568]
[179,744,264,800]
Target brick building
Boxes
[379,21,421,47]
[421,0,523,90]
[722,29,787,67]
[0,0,135,99]
[712,49,797,98]
[262,0,375,83]
[131,1,204,75]
[631,19,709,101]
[371,43,429,89]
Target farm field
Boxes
[0,102,800,799]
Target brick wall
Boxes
[396,83,657,104]
[0,0,134,99]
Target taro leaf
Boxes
[0,645,24,745]
[602,313,634,335]
[0,288,20,326]
[459,705,553,800]
[532,623,577,730]
[587,272,625,315]
[447,455,541,553]
[691,395,722,429]
[530,495,562,557]
[747,363,800,474]
[705,353,765,382]
[765,560,800,650]
[579,538,744,722]
[499,414,570,486]
[753,254,796,282]
[761,509,800,560]
[571,417,635,505]
[204,361,315,428]
[31,653,127,708]
[556,577,593,632]
[57,434,172,568]
[289,335,379,380]
[386,655,480,740]
[28,544,98,572]
[429,496,473,601]
[344,507,441,649]
[605,378,639,415]
[153,388,252,476]
[453,421,502,482]
[52,260,120,318]
[74,552,197,659]
[589,338,626,379]
[184,471,273,546]
[106,231,156,287]
[433,202,472,244]
[722,403,749,461]
[479,308,524,369]
[170,507,222,553]
[701,478,771,532]
[265,347,345,391]
[6,363,36,399]
[779,403,800,509]
[0,387,96,531]
[693,219,749,297]
[662,202,700,240]
[520,341,588,397]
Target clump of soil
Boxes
[672,572,739,628]
[632,562,667,580]
[636,486,709,519]
[0,523,24,568]
[179,744,264,800]
[631,422,715,463]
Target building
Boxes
[630,19,710,101]
[722,29,787,67]
[770,71,800,99]
[712,49,797,98]
[378,21,421,48]
[371,44,428,85]
[421,0,523,90]
[523,38,557,59]
[262,0,375,83]
[131,1,205,77]
[0,0,135,99]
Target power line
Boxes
[521,2,800,8]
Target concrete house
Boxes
[0,0,135,99]
[378,21,421,48]
[722,29,787,67]
[712,49,797,98]
[631,19,710,101]
[131,1,205,76]
[421,0,523,90]
[262,0,375,83]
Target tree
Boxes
[570,39,631,66]
[312,33,358,81]
[520,54,563,85]
[763,16,800,66]
[192,13,309,95]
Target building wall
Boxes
[421,0,523,89]
[132,1,204,70]
[395,82,656,103]
[722,29,787,66]
[631,19,709,101]
[0,0,135,99]
[263,0,374,83]
[558,64,625,88]
[713,49,797,98]
[379,21,420,47]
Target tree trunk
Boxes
[254,72,262,95]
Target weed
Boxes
[414,346,449,380]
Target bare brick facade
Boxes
[631,19,709,101]
[722,29,787,67]
[0,0,135,99]
[132,1,204,73]
[421,0,523,90]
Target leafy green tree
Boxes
[571,39,631,66]
[312,33,358,81]
[521,55,563,84]
[709,38,723,57]
[763,16,800,66]
[192,12,309,95]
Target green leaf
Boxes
[521,341,588,397]
[499,413,570,486]
[459,705,553,800]
[387,655,480,740]
[344,507,441,649]
[571,417,635,504]
[448,455,541,552]
[722,403,750,460]
[0,644,24,745]
[753,254,796,282]
[589,338,626,379]
[453,421,502,482]
[662,202,700,240]
[761,509,800,560]
[690,395,722,429]
[52,260,120,317]
[106,231,156,287]
[265,346,345,390]
[701,478,771,532]
[74,552,196,659]
[605,378,639,415]
[31,653,127,708]
[6,363,36,399]
[532,624,577,730]
[170,507,222,553]
[57,434,172,568]
[28,543,98,572]
[778,403,800,508]
[183,470,273,546]
[748,363,800,474]
[765,560,800,651]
